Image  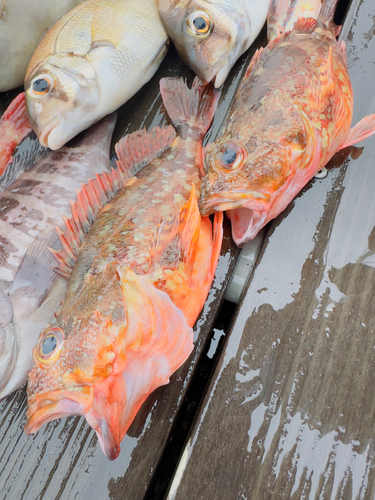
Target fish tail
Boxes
[160,77,220,139]
[318,0,338,25]
[1,92,30,131]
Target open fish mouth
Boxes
[226,207,267,246]
[25,388,93,434]
[199,189,268,216]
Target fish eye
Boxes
[187,11,212,38]
[215,142,246,171]
[277,27,285,36]
[36,327,64,367]
[28,74,54,98]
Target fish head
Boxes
[25,267,193,460]
[157,0,252,87]
[25,55,99,150]
[25,313,116,433]
[200,128,311,245]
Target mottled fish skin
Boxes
[200,7,370,246]
[267,0,321,40]
[157,0,269,87]
[25,0,168,150]
[25,78,223,460]
[0,0,85,91]
[0,113,116,399]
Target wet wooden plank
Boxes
[167,2,375,499]
[0,31,273,498]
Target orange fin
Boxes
[0,92,32,176]
[243,47,264,81]
[2,92,30,131]
[339,114,375,149]
[294,17,317,33]
[86,266,194,459]
[160,77,220,139]
[149,184,201,273]
[50,127,177,277]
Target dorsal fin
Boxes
[149,184,201,274]
[294,17,317,33]
[50,126,176,277]
[243,47,264,82]
[115,125,175,178]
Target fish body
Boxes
[0,0,85,91]
[0,114,116,399]
[267,0,321,40]
[25,0,168,150]
[157,0,269,87]
[25,78,223,460]
[200,6,375,246]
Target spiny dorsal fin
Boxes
[294,17,317,33]
[115,125,176,178]
[243,47,264,82]
[50,126,176,277]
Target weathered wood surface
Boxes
[0,34,267,498]
[167,1,375,499]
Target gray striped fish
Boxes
[0,113,116,399]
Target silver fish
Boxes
[25,0,168,150]
[157,0,270,87]
[0,113,116,398]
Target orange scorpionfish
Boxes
[25,77,223,460]
[200,0,375,246]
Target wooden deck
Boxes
[1,0,375,498]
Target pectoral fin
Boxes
[339,114,375,149]
[149,184,201,273]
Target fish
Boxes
[156,0,270,87]
[25,0,169,151]
[0,0,85,91]
[0,113,116,399]
[0,93,33,182]
[199,0,375,246]
[267,0,321,40]
[25,77,223,460]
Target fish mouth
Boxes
[38,118,60,149]
[25,388,93,434]
[199,189,268,216]
[226,207,267,246]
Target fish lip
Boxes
[200,189,267,215]
[25,389,92,434]
[38,118,60,149]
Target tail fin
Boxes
[319,0,339,25]
[160,77,220,139]
[0,93,32,177]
